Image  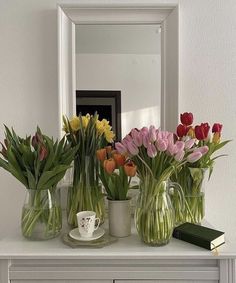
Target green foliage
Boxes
[0,126,77,190]
[99,166,131,200]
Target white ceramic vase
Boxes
[108,198,131,237]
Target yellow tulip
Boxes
[187,126,195,138]
[212,132,221,144]
[70,116,80,131]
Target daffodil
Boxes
[70,116,80,131]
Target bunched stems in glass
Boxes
[21,188,62,240]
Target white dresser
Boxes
[0,221,235,283]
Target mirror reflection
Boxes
[76,24,161,139]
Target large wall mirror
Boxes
[58,4,179,140]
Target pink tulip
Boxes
[140,127,149,134]
[149,125,157,142]
[147,143,157,158]
[126,142,139,156]
[187,151,202,163]
[142,133,150,148]
[194,145,209,155]
[185,138,196,149]
[158,130,169,140]
[175,150,185,162]
[155,139,168,152]
[131,129,142,147]
[115,142,127,155]
[168,143,177,156]
[175,141,185,152]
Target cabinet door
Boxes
[12,280,112,283]
[116,281,218,283]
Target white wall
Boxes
[76,53,161,137]
[0,0,236,235]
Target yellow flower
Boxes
[82,116,89,128]
[105,130,115,143]
[96,120,104,135]
[101,119,111,131]
[187,127,195,138]
[69,116,80,131]
[212,132,221,144]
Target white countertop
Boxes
[0,220,234,260]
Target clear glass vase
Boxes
[21,188,62,240]
[67,155,105,228]
[172,167,206,225]
[135,178,184,246]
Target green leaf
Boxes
[8,164,28,187]
[26,169,36,189]
[37,165,70,189]
[213,140,231,153]
[0,157,10,171]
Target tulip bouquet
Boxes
[0,126,76,239]
[96,147,137,200]
[115,126,207,245]
[63,113,115,227]
[173,112,231,223]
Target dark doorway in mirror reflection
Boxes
[76,90,121,141]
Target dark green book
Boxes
[173,222,225,250]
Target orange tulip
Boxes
[105,145,112,156]
[113,153,126,167]
[103,158,116,174]
[124,161,137,177]
[96,148,107,162]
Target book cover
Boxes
[173,222,225,250]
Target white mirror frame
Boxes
[58,3,179,138]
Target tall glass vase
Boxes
[172,167,206,224]
[135,177,184,246]
[21,188,62,240]
[67,155,105,228]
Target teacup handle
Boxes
[94,217,100,230]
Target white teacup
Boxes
[76,211,100,238]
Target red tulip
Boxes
[96,148,107,162]
[103,158,116,174]
[124,161,137,177]
[180,112,193,126]
[176,124,188,138]
[194,123,210,140]
[39,146,48,161]
[212,123,223,133]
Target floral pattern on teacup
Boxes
[80,217,92,232]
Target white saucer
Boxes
[69,227,105,241]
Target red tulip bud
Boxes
[39,146,48,161]
[176,124,188,138]
[194,123,210,140]
[180,112,193,126]
[212,123,223,133]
